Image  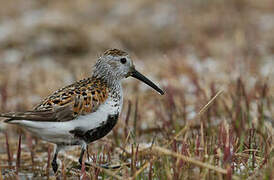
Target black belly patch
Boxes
[69,113,119,144]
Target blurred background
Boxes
[0,0,273,179]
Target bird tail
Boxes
[1,109,62,124]
[0,111,54,123]
[0,112,27,123]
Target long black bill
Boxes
[131,69,164,95]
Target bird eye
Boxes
[120,58,127,64]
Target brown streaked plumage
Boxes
[103,49,128,56]
[2,78,109,122]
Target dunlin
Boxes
[0,49,164,173]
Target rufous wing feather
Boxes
[1,77,109,122]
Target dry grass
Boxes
[0,0,273,179]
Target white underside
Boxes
[9,95,123,145]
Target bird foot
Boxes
[51,160,58,174]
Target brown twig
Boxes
[152,146,227,174]
[16,134,22,175]
[5,131,12,168]
[46,145,51,178]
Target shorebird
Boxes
[0,49,164,173]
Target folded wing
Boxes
[1,77,109,122]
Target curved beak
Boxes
[130,68,164,95]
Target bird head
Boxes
[92,49,164,95]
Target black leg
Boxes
[86,145,90,161]
[51,145,61,174]
[78,146,85,165]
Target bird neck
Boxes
[91,74,122,95]
[109,80,122,95]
